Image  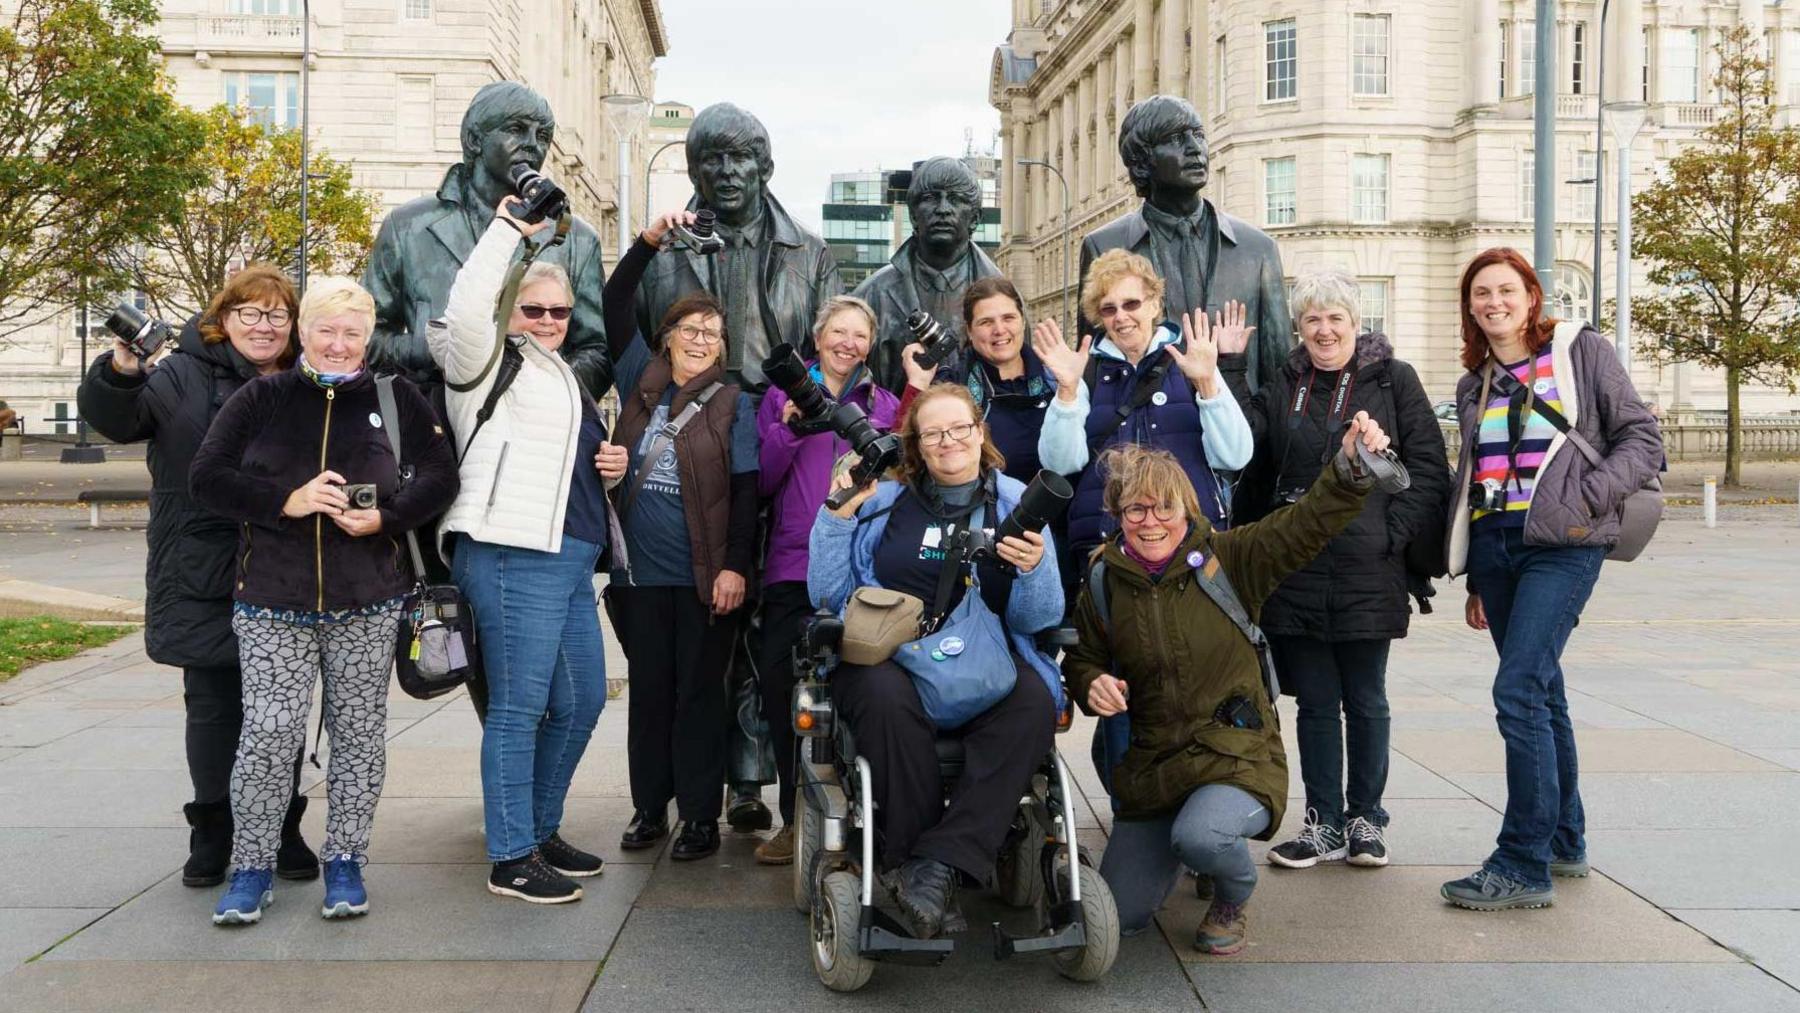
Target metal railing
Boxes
[1441,414,1800,462]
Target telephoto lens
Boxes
[761,344,833,420]
[103,302,174,361]
[992,469,1074,548]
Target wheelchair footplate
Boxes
[859,905,954,965]
[991,899,1086,959]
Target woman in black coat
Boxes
[1239,271,1450,871]
[76,265,319,888]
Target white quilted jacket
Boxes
[429,220,586,554]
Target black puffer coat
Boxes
[1239,333,1450,641]
[76,320,268,668]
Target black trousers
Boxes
[833,655,1054,882]
[1268,635,1394,828]
[616,586,734,822]
[758,580,815,825]
[183,663,303,806]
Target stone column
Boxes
[1617,0,1645,104]
[1114,36,1132,189]
[1159,0,1185,95]
[1077,67,1095,203]
[1095,49,1113,196]
[1471,0,1501,109]
[1133,0,1154,102]
[1189,0,1207,106]
[1010,112,1030,240]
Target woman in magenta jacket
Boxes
[753,294,900,865]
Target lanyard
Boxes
[1477,353,1541,494]
[1286,367,1356,432]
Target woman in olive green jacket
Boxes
[1063,416,1384,956]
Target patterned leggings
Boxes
[229,607,400,868]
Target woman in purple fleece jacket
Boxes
[753,294,900,865]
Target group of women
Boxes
[82,202,1661,945]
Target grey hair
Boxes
[520,261,573,301]
[812,294,877,339]
[1289,271,1362,331]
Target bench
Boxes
[75,489,149,528]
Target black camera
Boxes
[1212,694,1264,731]
[905,310,962,371]
[670,209,724,255]
[103,302,174,361]
[967,469,1072,572]
[763,343,902,511]
[343,483,378,510]
[505,163,569,224]
[1471,477,1506,513]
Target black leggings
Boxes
[758,581,815,826]
[183,663,303,806]
[614,586,734,822]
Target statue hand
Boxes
[494,198,552,239]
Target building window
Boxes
[1264,19,1297,102]
[1568,150,1596,221]
[1499,23,1509,99]
[1352,15,1390,97]
[396,76,433,150]
[1519,150,1535,221]
[1351,154,1389,223]
[223,72,299,129]
[1518,22,1536,97]
[1215,35,1228,115]
[402,0,430,19]
[229,0,299,13]
[1666,28,1701,103]
[1356,278,1389,336]
[1572,21,1586,95]
[1264,157,1297,226]
[1553,263,1592,322]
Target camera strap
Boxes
[611,380,726,540]
[1085,346,1177,456]
[1485,359,1606,469]
[450,214,570,396]
[375,376,429,582]
[921,478,996,633]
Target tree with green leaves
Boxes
[114,105,381,322]
[0,0,206,344]
[1630,24,1800,487]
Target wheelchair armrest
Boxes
[1035,627,1080,650]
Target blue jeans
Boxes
[1099,784,1270,933]
[1467,524,1605,889]
[452,534,607,862]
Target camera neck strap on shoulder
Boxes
[1484,357,1606,470]
[374,376,429,582]
[921,476,998,633]
[448,214,571,397]
[1085,345,1178,456]
[612,380,725,524]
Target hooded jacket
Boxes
[1239,332,1451,641]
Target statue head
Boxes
[460,81,556,198]
[1118,95,1209,200]
[906,157,983,261]
[687,103,774,225]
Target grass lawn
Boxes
[0,617,138,683]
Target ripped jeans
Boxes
[1098,784,1271,933]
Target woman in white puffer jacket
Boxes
[430,199,628,906]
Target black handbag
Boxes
[375,376,482,700]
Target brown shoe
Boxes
[754,826,795,866]
[1195,898,1248,956]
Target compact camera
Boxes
[343,484,378,510]
[905,310,962,371]
[103,303,174,362]
[505,163,569,224]
[670,209,724,255]
[1471,477,1506,513]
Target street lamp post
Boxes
[1604,101,1649,373]
[1532,0,1557,293]
[1592,0,1611,328]
[298,0,310,293]
[601,93,651,260]
[645,139,683,227]
[1016,158,1071,336]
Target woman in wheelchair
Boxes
[808,384,1064,940]
[1062,418,1387,956]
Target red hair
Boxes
[1458,247,1557,371]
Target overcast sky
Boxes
[648,0,1012,232]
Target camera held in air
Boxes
[762,343,902,511]
[505,163,569,225]
[104,302,175,362]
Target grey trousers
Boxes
[1099,784,1271,933]
[229,607,400,868]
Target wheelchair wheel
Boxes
[793,783,820,914]
[995,819,1045,909]
[812,870,874,993]
[1052,863,1120,983]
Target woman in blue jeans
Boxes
[1441,248,1662,911]
[433,199,627,904]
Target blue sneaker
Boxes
[321,854,368,919]
[212,868,274,926]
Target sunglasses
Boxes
[1098,298,1145,319]
[518,304,572,322]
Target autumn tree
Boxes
[1630,24,1800,486]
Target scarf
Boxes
[298,355,364,389]
[1120,522,1189,579]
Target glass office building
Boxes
[822,157,1003,288]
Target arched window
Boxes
[1552,263,1592,323]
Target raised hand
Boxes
[494,197,553,239]
[1169,311,1220,399]
[1031,318,1091,400]
[1339,410,1392,461]
[900,341,939,390]
[643,209,698,249]
[1211,300,1255,356]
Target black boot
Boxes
[182,801,232,887]
[275,795,320,881]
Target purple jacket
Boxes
[758,365,901,587]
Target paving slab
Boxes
[1389,728,1779,775]
[1749,748,1800,771]
[0,959,598,1013]
[1246,798,1499,867]
[1447,771,1800,830]
[1158,866,1734,964]
[0,707,136,748]
[3,724,187,772]
[1185,962,1800,1013]
[0,767,188,828]
[1671,909,1800,991]
[290,795,657,867]
[631,832,792,910]
[1584,830,1800,909]
[0,908,105,970]
[47,861,651,962]
[0,828,187,907]
[380,744,632,799]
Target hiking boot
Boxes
[182,801,232,888]
[725,788,773,833]
[539,833,604,878]
[1195,897,1248,955]
[754,825,795,866]
[1440,868,1554,911]
[670,819,721,861]
[1346,816,1389,868]
[1550,854,1590,878]
[488,851,582,904]
[619,810,669,851]
[212,868,274,926]
[276,795,320,882]
[321,854,369,919]
[884,858,954,939]
[1267,810,1348,869]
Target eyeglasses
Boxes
[518,304,572,322]
[1097,298,1145,319]
[675,323,723,344]
[916,422,978,447]
[1120,502,1179,523]
[230,306,291,328]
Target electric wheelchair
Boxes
[787,611,1120,993]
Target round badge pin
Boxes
[1533,379,1552,396]
[368,412,383,428]
[1151,391,1169,406]
[1186,550,1204,568]
[937,635,965,657]
[930,649,946,662]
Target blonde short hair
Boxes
[1097,444,1202,528]
[297,276,376,335]
[812,294,877,339]
[520,261,573,301]
[1080,248,1165,328]
[1290,271,1362,331]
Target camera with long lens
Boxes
[670,209,724,255]
[1471,477,1506,513]
[905,310,963,371]
[763,343,902,511]
[505,163,569,224]
[966,469,1073,572]
[104,302,174,361]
